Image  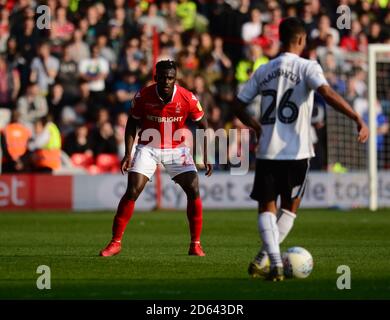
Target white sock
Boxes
[277,208,296,243]
[258,212,282,267]
[257,209,297,262]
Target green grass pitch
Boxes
[0,209,389,299]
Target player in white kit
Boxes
[233,17,369,281]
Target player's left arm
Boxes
[317,85,369,143]
[188,93,212,177]
[306,61,369,144]
[195,115,213,177]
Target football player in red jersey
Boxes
[100,60,213,257]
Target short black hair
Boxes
[279,17,306,45]
[155,60,177,72]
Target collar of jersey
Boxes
[155,84,177,104]
[281,52,299,58]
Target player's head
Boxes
[279,17,307,53]
[155,60,177,98]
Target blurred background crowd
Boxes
[1,0,390,174]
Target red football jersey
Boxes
[130,84,204,148]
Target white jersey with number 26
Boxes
[237,52,328,160]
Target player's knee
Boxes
[124,186,143,200]
[184,181,200,199]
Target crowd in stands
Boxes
[1,0,390,174]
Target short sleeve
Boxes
[50,57,60,71]
[78,60,87,74]
[99,58,109,73]
[188,93,204,121]
[236,67,262,103]
[31,58,39,71]
[306,61,328,90]
[129,91,143,119]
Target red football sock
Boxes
[187,197,203,243]
[112,197,135,242]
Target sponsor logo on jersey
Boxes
[146,115,183,122]
[175,103,181,113]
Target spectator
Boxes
[67,29,90,63]
[138,3,167,36]
[164,0,184,33]
[79,44,109,110]
[176,0,197,31]
[363,101,389,168]
[28,115,62,173]
[0,8,10,53]
[17,82,48,126]
[63,122,93,157]
[368,21,382,43]
[16,17,40,65]
[50,6,75,46]
[0,54,20,109]
[316,34,344,69]
[211,36,232,71]
[235,43,268,83]
[118,37,144,73]
[310,14,340,46]
[96,33,117,70]
[1,110,31,173]
[85,5,106,45]
[47,82,67,122]
[56,44,79,103]
[6,37,28,94]
[241,8,262,43]
[340,20,362,52]
[107,19,125,59]
[90,121,118,156]
[30,41,60,96]
[193,74,216,116]
[114,70,141,114]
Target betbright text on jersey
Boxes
[130,84,204,149]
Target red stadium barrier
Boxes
[0,175,72,210]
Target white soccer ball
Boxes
[282,247,313,279]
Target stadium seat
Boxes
[96,154,120,173]
[71,153,94,168]
[86,164,103,175]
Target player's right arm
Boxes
[232,67,263,140]
[232,97,262,140]
[121,115,138,174]
[317,85,369,143]
[121,91,143,175]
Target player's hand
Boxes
[204,162,213,177]
[252,121,262,142]
[120,154,132,175]
[357,119,369,143]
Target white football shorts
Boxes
[129,144,197,180]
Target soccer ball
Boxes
[282,247,313,279]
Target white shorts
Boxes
[129,144,197,180]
